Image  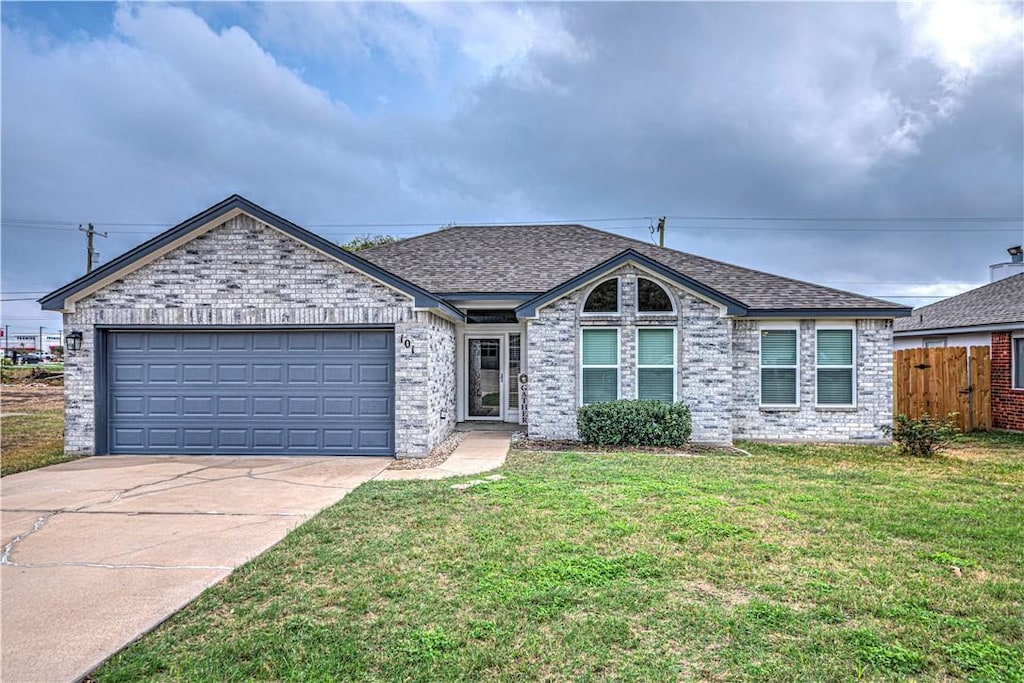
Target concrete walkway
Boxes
[1,455,390,683]
[376,431,511,481]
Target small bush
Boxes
[881,413,960,457]
[577,400,691,447]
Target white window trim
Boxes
[1012,331,1024,390]
[636,277,676,317]
[923,337,947,348]
[580,278,622,317]
[579,327,621,405]
[759,323,800,408]
[636,327,677,402]
[815,323,857,408]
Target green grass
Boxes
[0,408,71,476]
[97,435,1023,681]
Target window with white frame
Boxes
[583,279,619,314]
[760,328,798,406]
[637,328,675,402]
[923,337,946,348]
[637,278,674,313]
[817,328,855,405]
[1014,336,1024,390]
[581,328,619,404]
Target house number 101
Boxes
[398,335,415,354]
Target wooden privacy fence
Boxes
[893,346,991,432]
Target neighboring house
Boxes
[41,196,910,458]
[894,252,1024,432]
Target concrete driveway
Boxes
[1,455,390,683]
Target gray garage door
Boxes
[105,329,394,456]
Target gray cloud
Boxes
[2,1,1021,331]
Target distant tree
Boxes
[340,234,400,251]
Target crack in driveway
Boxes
[2,513,55,565]
[10,561,234,570]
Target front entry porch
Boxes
[457,327,525,425]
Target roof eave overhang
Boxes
[514,249,747,319]
[743,307,913,319]
[39,195,465,323]
[893,321,1024,337]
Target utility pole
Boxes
[656,216,666,247]
[79,223,107,273]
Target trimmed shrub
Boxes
[881,413,960,457]
[577,400,692,447]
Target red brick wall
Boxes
[991,332,1024,431]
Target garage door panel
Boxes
[358,364,390,384]
[253,364,283,383]
[217,429,249,448]
[324,364,353,383]
[359,396,391,417]
[147,333,180,351]
[359,429,392,450]
[287,365,318,383]
[113,396,145,416]
[324,429,354,448]
[324,397,354,417]
[107,329,394,456]
[253,397,284,416]
[217,397,248,416]
[149,397,179,415]
[252,332,285,350]
[113,428,144,448]
[182,333,214,350]
[149,429,179,448]
[148,365,179,383]
[254,429,284,448]
[217,365,248,383]
[287,397,318,417]
[217,335,249,351]
[114,364,145,383]
[288,332,319,351]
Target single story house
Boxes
[894,257,1024,432]
[41,195,910,457]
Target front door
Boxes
[467,337,502,419]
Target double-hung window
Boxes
[581,328,619,404]
[760,328,798,406]
[637,328,675,402]
[817,328,855,406]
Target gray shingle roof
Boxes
[359,223,907,312]
[893,273,1024,333]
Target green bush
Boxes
[577,400,691,447]
[881,413,960,457]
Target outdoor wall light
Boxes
[65,331,83,352]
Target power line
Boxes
[665,215,1024,223]
[4,222,1022,236]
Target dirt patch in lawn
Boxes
[2,383,64,412]
[1,383,72,476]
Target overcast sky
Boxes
[2,1,1022,332]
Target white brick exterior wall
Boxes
[62,214,456,458]
[732,319,893,441]
[525,266,894,445]
[526,265,734,444]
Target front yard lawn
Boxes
[1,383,72,476]
[96,435,1023,681]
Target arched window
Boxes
[583,279,619,314]
[637,277,673,313]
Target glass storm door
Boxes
[467,337,502,419]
